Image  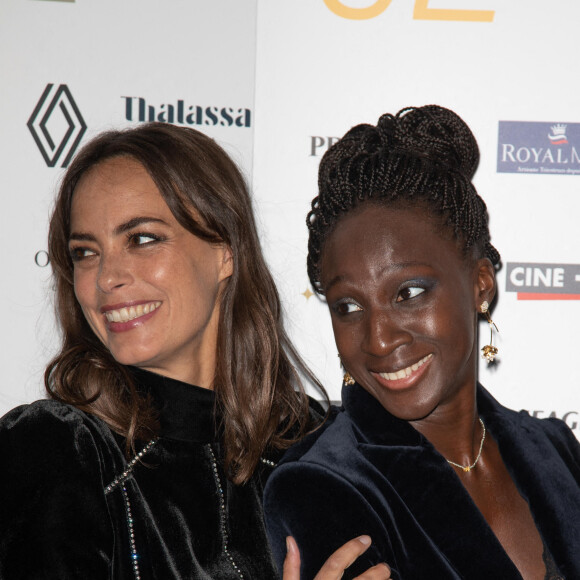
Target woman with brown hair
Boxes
[264,105,580,579]
[0,123,390,579]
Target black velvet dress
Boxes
[0,368,279,579]
[264,384,580,580]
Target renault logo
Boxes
[27,83,87,168]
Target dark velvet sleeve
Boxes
[263,461,397,580]
[0,402,114,579]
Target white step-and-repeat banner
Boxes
[1,0,578,438]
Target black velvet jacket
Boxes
[0,369,278,579]
[264,384,580,579]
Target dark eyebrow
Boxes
[323,261,433,293]
[113,217,168,235]
[69,217,168,243]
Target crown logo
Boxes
[548,123,568,145]
[550,124,567,136]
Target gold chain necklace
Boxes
[446,418,486,473]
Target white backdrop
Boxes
[1,0,578,438]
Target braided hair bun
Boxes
[307,105,500,293]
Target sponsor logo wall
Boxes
[2,0,578,437]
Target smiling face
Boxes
[321,202,495,422]
[69,157,233,387]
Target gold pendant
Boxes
[481,344,498,363]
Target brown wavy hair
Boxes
[46,122,325,484]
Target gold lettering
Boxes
[324,0,392,20]
[413,0,494,22]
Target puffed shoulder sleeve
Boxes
[263,461,396,580]
[0,401,115,579]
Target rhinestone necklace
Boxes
[446,418,486,473]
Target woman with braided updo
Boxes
[264,106,580,579]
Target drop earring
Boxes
[480,301,499,363]
[338,354,356,385]
[343,371,355,386]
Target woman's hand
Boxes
[282,535,391,579]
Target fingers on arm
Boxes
[313,535,371,578]
[314,536,391,580]
[354,562,392,579]
[282,536,301,580]
[265,462,391,577]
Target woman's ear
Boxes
[219,245,234,282]
[475,258,496,308]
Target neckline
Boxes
[129,366,218,443]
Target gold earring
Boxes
[480,301,499,363]
[338,354,356,385]
[343,371,355,386]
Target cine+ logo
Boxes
[27,83,87,168]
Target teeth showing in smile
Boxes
[105,302,161,323]
[379,354,433,381]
